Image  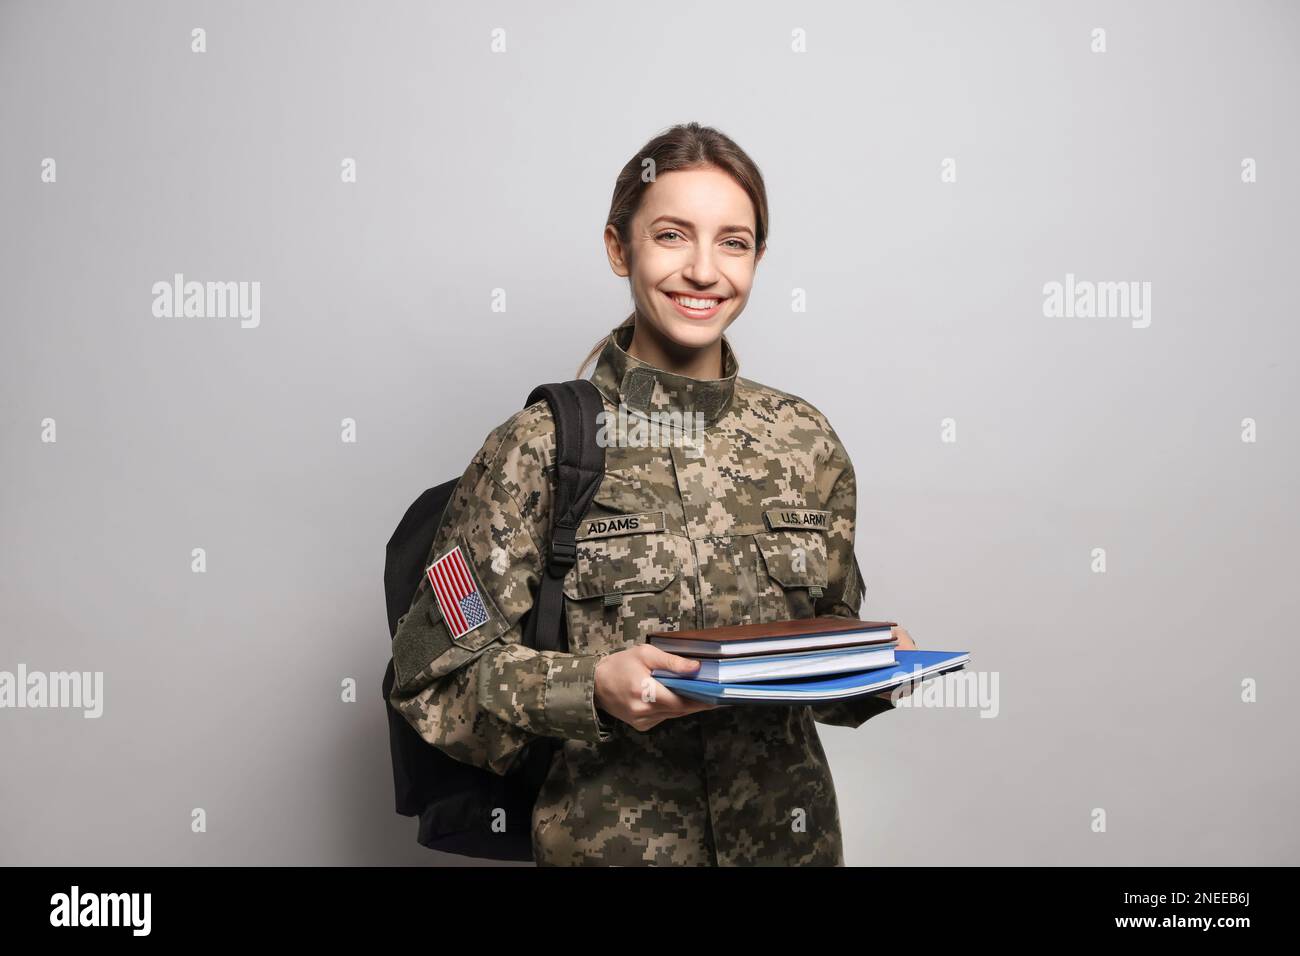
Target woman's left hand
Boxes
[891,626,916,651]
[874,626,918,702]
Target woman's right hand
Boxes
[594,645,719,732]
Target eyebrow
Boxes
[652,215,755,239]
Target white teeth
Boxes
[670,294,723,310]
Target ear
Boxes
[755,242,766,266]
[604,224,630,277]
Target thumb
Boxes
[643,646,702,675]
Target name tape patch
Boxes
[578,510,666,540]
[765,508,831,531]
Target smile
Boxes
[663,291,727,319]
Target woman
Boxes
[389,122,917,866]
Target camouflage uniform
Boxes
[389,322,895,866]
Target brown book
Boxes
[649,616,898,659]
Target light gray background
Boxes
[2,0,1296,865]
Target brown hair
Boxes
[576,122,769,378]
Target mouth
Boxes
[662,290,728,320]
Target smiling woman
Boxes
[577,126,770,381]
[388,121,917,866]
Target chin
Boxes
[646,304,730,351]
[659,317,725,350]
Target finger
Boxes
[642,645,702,675]
[648,684,710,714]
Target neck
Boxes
[626,318,724,381]
[590,320,740,427]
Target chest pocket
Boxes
[755,528,829,621]
[562,514,682,654]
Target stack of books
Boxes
[648,616,969,704]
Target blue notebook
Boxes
[650,643,897,683]
[654,650,970,703]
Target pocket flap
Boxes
[755,529,829,588]
[563,528,680,600]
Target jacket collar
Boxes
[589,322,739,427]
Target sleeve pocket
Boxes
[394,537,511,691]
[431,586,509,654]
[392,593,507,693]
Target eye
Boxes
[656,230,684,242]
[722,238,751,251]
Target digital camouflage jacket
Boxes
[388,322,896,865]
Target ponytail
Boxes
[576,312,635,379]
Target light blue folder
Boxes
[654,649,970,703]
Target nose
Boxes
[682,243,720,286]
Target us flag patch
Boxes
[426,544,490,639]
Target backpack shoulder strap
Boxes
[522,379,606,653]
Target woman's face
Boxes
[606,164,764,353]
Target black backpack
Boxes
[380,380,607,861]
